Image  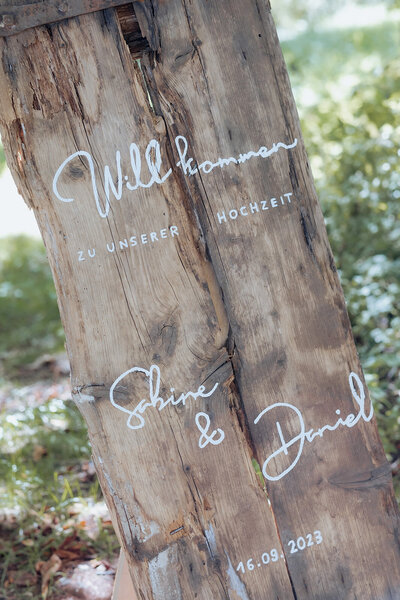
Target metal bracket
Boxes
[0,1,131,37]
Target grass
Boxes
[0,383,120,598]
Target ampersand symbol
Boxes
[195,412,225,449]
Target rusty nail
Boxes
[57,2,69,14]
[170,526,184,535]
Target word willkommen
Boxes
[53,135,298,219]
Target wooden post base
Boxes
[112,551,137,600]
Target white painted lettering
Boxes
[110,364,219,431]
[53,150,120,219]
[145,139,173,185]
[104,150,122,207]
[238,150,259,164]
[285,192,293,203]
[175,135,198,175]
[217,156,238,168]
[54,135,298,220]
[199,160,215,174]
[195,412,225,449]
[126,142,144,191]
[254,373,373,482]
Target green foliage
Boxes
[0,397,91,513]
[0,390,119,593]
[281,16,400,490]
[272,0,380,31]
[0,235,65,374]
[272,0,343,28]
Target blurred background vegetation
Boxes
[0,0,399,596]
[275,1,400,467]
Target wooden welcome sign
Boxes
[1,1,400,598]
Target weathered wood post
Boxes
[1,2,400,598]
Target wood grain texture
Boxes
[0,1,129,37]
[0,2,399,599]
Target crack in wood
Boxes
[123,12,296,596]
[116,3,150,58]
[132,0,159,54]
[299,206,316,260]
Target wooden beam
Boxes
[0,0,130,36]
[0,2,399,598]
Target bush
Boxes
[0,236,65,375]
[281,16,400,488]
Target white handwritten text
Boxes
[254,372,373,482]
[53,135,298,219]
[109,364,219,431]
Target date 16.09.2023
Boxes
[236,530,323,574]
